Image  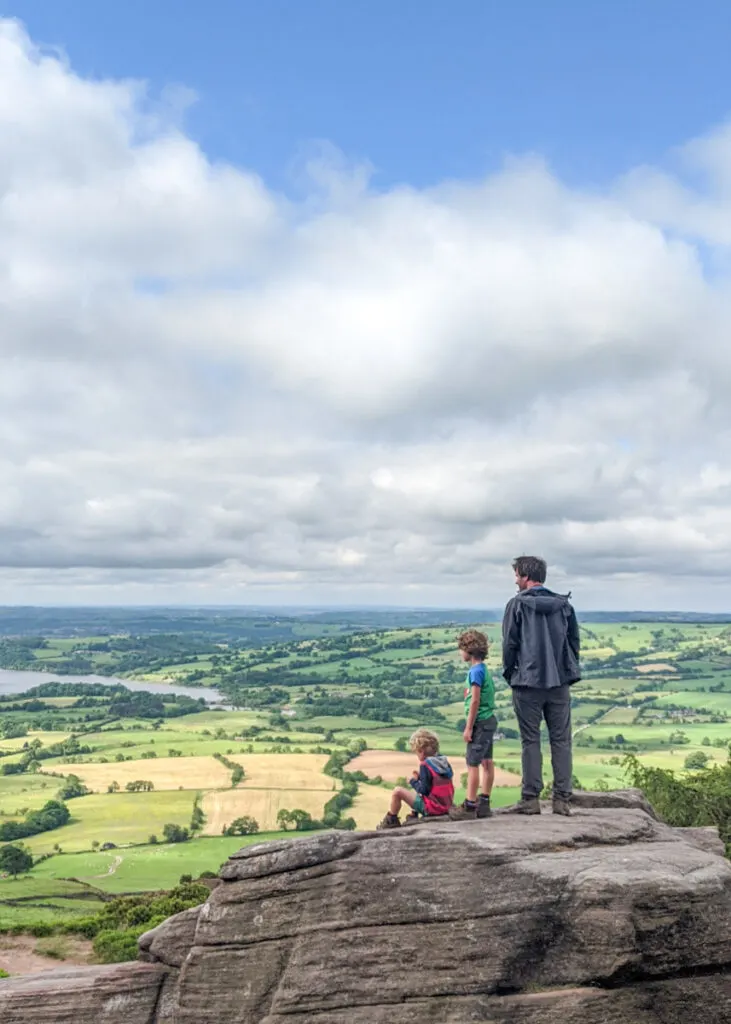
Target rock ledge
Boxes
[2,789,730,1023]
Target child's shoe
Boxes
[403,812,420,826]
[477,795,493,818]
[448,800,478,821]
[376,812,401,830]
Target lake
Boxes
[0,668,223,704]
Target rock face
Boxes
[2,789,730,1023]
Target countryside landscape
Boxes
[2,606,731,973]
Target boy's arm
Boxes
[463,686,481,743]
[409,764,432,795]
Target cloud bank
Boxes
[1,19,731,609]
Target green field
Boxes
[2,611,731,943]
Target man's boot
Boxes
[552,797,572,817]
[508,797,541,815]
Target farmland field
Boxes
[348,750,521,787]
[3,607,731,951]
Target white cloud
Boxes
[1,17,731,610]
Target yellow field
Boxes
[48,756,231,792]
[348,750,522,787]
[228,754,335,791]
[1,731,71,750]
[350,785,387,830]
[202,788,332,834]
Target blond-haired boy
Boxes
[376,728,454,829]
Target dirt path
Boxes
[0,936,93,977]
[95,854,123,878]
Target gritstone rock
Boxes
[2,789,729,1023]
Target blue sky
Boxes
[9,0,731,191]
[3,7,731,608]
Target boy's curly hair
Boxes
[409,728,440,758]
[457,629,489,660]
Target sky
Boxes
[1,5,731,610]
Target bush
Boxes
[0,800,70,842]
[624,752,731,849]
[223,816,259,836]
[0,843,33,876]
[163,823,190,844]
[684,751,712,771]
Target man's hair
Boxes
[512,555,547,584]
[409,728,440,757]
[457,629,489,661]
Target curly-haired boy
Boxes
[376,728,454,829]
[449,629,498,820]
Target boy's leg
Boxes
[389,787,417,816]
[481,759,495,797]
[378,787,416,829]
[465,764,480,804]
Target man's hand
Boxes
[463,726,473,743]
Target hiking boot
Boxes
[477,796,493,819]
[376,813,401,830]
[508,798,541,815]
[448,801,478,821]
[552,797,572,817]
[403,812,420,826]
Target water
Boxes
[0,668,223,705]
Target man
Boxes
[502,555,580,815]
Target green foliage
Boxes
[222,816,259,836]
[163,823,190,844]
[57,882,211,962]
[624,752,731,848]
[0,842,33,876]
[0,968,9,978]
[56,774,92,801]
[213,753,245,786]
[125,780,154,792]
[394,736,409,752]
[277,808,321,831]
[0,799,70,842]
[684,750,712,770]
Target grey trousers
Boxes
[512,685,573,800]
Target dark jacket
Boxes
[502,587,580,689]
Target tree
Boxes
[57,774,91,800]
[394,737,409,752]
[107,781,120,793]
[163,823,190,844]
[0,843,33,877]
[223,816,259,836]
[684,751,712,771]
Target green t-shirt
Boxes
[463,662,495,721]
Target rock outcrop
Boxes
[2,790,730,1023]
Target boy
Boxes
[449,629,497,820]
[377,728,454,829]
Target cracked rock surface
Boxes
[2,790,730,1022]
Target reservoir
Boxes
[0,668,223,704]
